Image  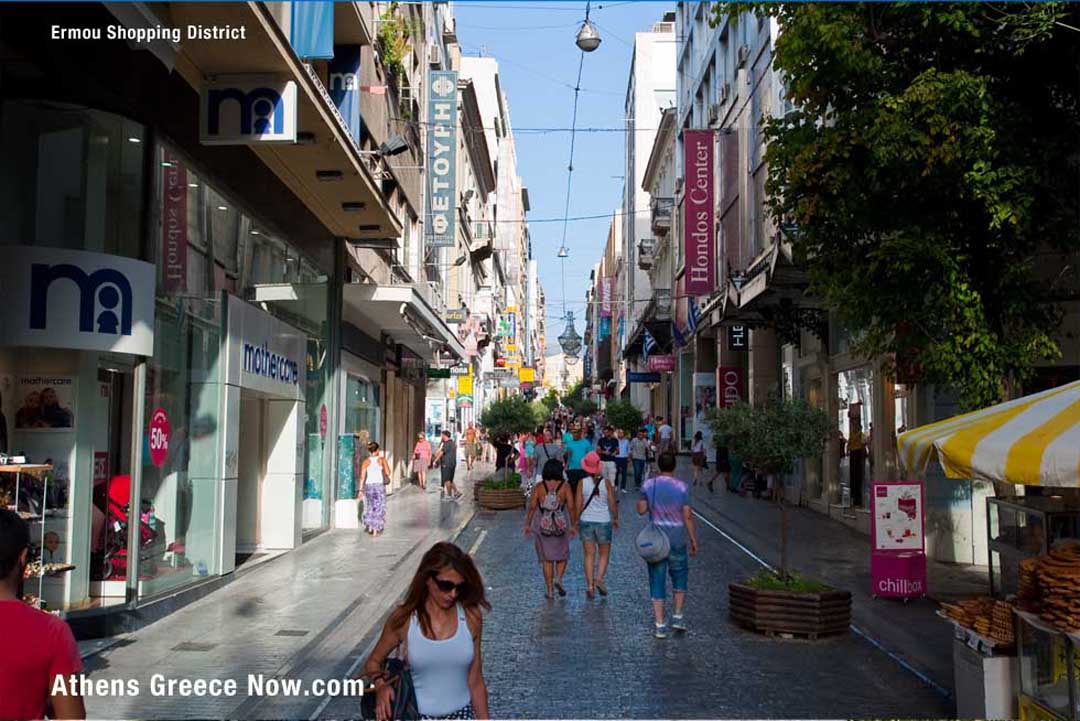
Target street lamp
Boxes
[575,19,602,52]
[557,246,569,259]
[557,312,582,357]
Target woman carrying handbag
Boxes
[359,442,392,537]
[361,542,491,720]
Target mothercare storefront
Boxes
[0,98,333,621]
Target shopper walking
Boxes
[464,424,479,471]
[691,431,707,487]
[637,452,698,638]
[532,430,562,486]
[596,425,619,488]
[629,428,650,490]
[657,416,675,455]
[362,542,490,720]
[525,459,576,598]
[562,425,593,493]
[359,442,392,536]
[492,433,519,481]
[614,428,630,493]
[432,430,463,502]
[413,433,433,491]
[576,452,618,598]
[0,509,85,721]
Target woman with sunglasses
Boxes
[358,442,392,537]
[363,542,491,720]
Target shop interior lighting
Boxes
[161,161,174,167]
[341,202,367,212]
[128,137,142,143]
[250,230,261,236]
[316,170,344,182]
[217,205,228,211]
[188,182,199,188]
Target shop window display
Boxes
[837,367,874,508]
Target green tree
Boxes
[603,400,643,435]
[539,389,560,416]
[561,380,597,417]
[718,3,1080,409]
[709,397,831,579]
[480,396,537,479]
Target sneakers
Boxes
[654,623,669,639]
[451,491,464,502]
[671,615,688,632]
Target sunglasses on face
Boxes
[431,574,468,595]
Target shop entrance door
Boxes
[90,363,134,605]
[236,392,266,568]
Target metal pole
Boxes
[125,360,147,604]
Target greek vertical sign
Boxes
[427,71,459,248]
[684,129,715,296]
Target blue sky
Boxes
[453,1,675,353]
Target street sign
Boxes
[450,366,471,377]
[628,372,662,383]
[444,307,467,323]
[426,367,451,379]
[728,325,748,352]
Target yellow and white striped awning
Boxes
[897,380,1080,487]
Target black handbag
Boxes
[360,638,418,720]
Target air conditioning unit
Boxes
[428,44,442,66]
[708,103,721,125]
[736,44,750,68]
[718,82,730,105]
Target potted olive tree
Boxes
[475,396,538,509]
[709,397,851,639]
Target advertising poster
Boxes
[692,372,717,447]
[14,376,76,431]
[872,482,924,551]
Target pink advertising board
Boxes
[870,480,927,599]
[648,355,676,372]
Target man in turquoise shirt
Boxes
[563,425,593,493]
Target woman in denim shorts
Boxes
[575,451,619,599]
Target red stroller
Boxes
[100,475,163,580]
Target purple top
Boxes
[640,475,690,549]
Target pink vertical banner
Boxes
[870,480,927,599]
[718,366,744,407]
[684,129,715,296]
[601,277,613,318]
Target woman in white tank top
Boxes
[362,542,491,720]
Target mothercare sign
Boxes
[0,245,155,355]
[227,295,306,401]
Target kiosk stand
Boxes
[870,480,927,600]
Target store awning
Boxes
[169,2,402,241]
[897,381,1080,487]
[342,283,466,363]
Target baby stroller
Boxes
[99,475,164,580]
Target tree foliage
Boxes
[716,3,1080,409]
[708,398,832,477]
[480,396,538,439]
[603,400,644,435]
[561,380,597,417]
[539,389,560,416]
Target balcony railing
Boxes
[638,238,655,271]
[650,197,674,236]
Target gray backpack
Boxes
[636,482,671,563]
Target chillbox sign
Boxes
[0,245,155,356]
[200,76,298,145]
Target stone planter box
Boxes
[476,486,526,510]
[729,582,851,639]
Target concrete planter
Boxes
[476,486,526,510]
[729,582,851,639]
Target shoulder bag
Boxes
[360,620,419,721]
[635,481,670,563]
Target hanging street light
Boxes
[558,311,582,357]
[575,18,601,52]
[557,245,569,258]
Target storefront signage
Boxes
[427,367,451,379]
[870,480,927,599]
[601,277,613,318]
[0,246,155,356]
[200,76,298,145]
[328,45,363,144]
[684,129,715,296]
[148,407,170,468]
[444,307,468,324]
[457,394,473,408]
[161,150,188,293]
[427,70,459,248]
[628,372,662,383]
[227,296,306,401]
[718,366,744,408]
[648,355,676,372]
[519,368,536,383]
[450,366,471,377]
[727,324,748,352]
[457,376,473,395]
[499,377,519,389]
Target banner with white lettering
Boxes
[683,129,715,296]
[427,71,459,248]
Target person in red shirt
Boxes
[0,509,85,720]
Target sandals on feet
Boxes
[595,581,608,596]
[554,581,567,597]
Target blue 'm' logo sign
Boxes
[206,87,285,136]
[29,264,133,336]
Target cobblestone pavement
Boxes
[81,462,484,720]
[449,482,953,719]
